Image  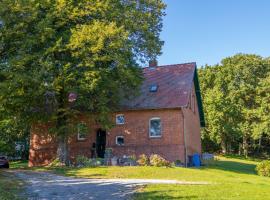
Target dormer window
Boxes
[116,114,125,125]
[149,84,158,92]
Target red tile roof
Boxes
[121,62,196,110]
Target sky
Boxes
[158,0,270,67]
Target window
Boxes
[116,136,124,145]
[77,123,88,141]
[116,114,125,125]
[149,84,158,92]
[149,118,161,137]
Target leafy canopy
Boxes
[0,0,166,136]
[199,54,270,154]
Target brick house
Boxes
[29,62,205,167]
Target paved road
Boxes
[7,170,208,200]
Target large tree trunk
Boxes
[56,88,70,166]
[57,134,69,166]
[238,143,242,155]
[243,135,249,158]
[221,140,227,154]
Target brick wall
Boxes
[107,109,185,162]
[29,107,201,166]
[183,84,202,156]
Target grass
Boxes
[10,160,29,169]
[134,156,270,200]
[9,156,270,200]
[0,171,24,200]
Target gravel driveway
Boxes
[7,170,208,200]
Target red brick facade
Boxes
[29,86,202,167]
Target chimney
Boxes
[149,60,158,68]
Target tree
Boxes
[0,0,166,165]
[254,70,270,143]
[199,65,240,154]
[199,54,270,156]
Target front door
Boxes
[96,129,106,158]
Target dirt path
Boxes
[6,170,208,200]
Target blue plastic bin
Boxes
[192,153,201,167]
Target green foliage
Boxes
[10,160,29,169]
[199,54,270,156]
[137,154,149,166]
[254,73,270,138]
[256,160,270,177]
[75,155,103,167]
[0,0,166,163]
[0,140,13,155]
[76,155,92,167]
[0,118,29,157]
[149,154,171,167]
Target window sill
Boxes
[149,136,162,138]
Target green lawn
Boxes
[10,156,270,200]
[10,160,29,169]
[0,171,24,200]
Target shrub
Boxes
[128,154,137,166]
[137,154,149,166]
[149,154,171,167]
[256,160,270,177]
[75,155,93,167]
[94,158,104,166]
[174,160,183,167]
[75,156,105,167]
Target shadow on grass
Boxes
[134,190,198,200]
[222,154,263,162]
[205,160,257,175]
[49,166,108,178]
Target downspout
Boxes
[181,109,188,167]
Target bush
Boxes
[75,155,104,167]
[174,160,183,167]
[256,160,270,177]
[75,155,93,167]
[128,154,137,166]
[149,154,171,167]
[94,158,104,166]
[137,154,149,166]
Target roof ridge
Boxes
[143,62,196,69]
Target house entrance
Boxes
[96,129,106,158]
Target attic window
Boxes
[149,84,158,92]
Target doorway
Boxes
[96,129,106,158]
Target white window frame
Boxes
[149,117,162,138]
[77,122,87,141]
[116,114,125,125]
[116,136,124,146]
